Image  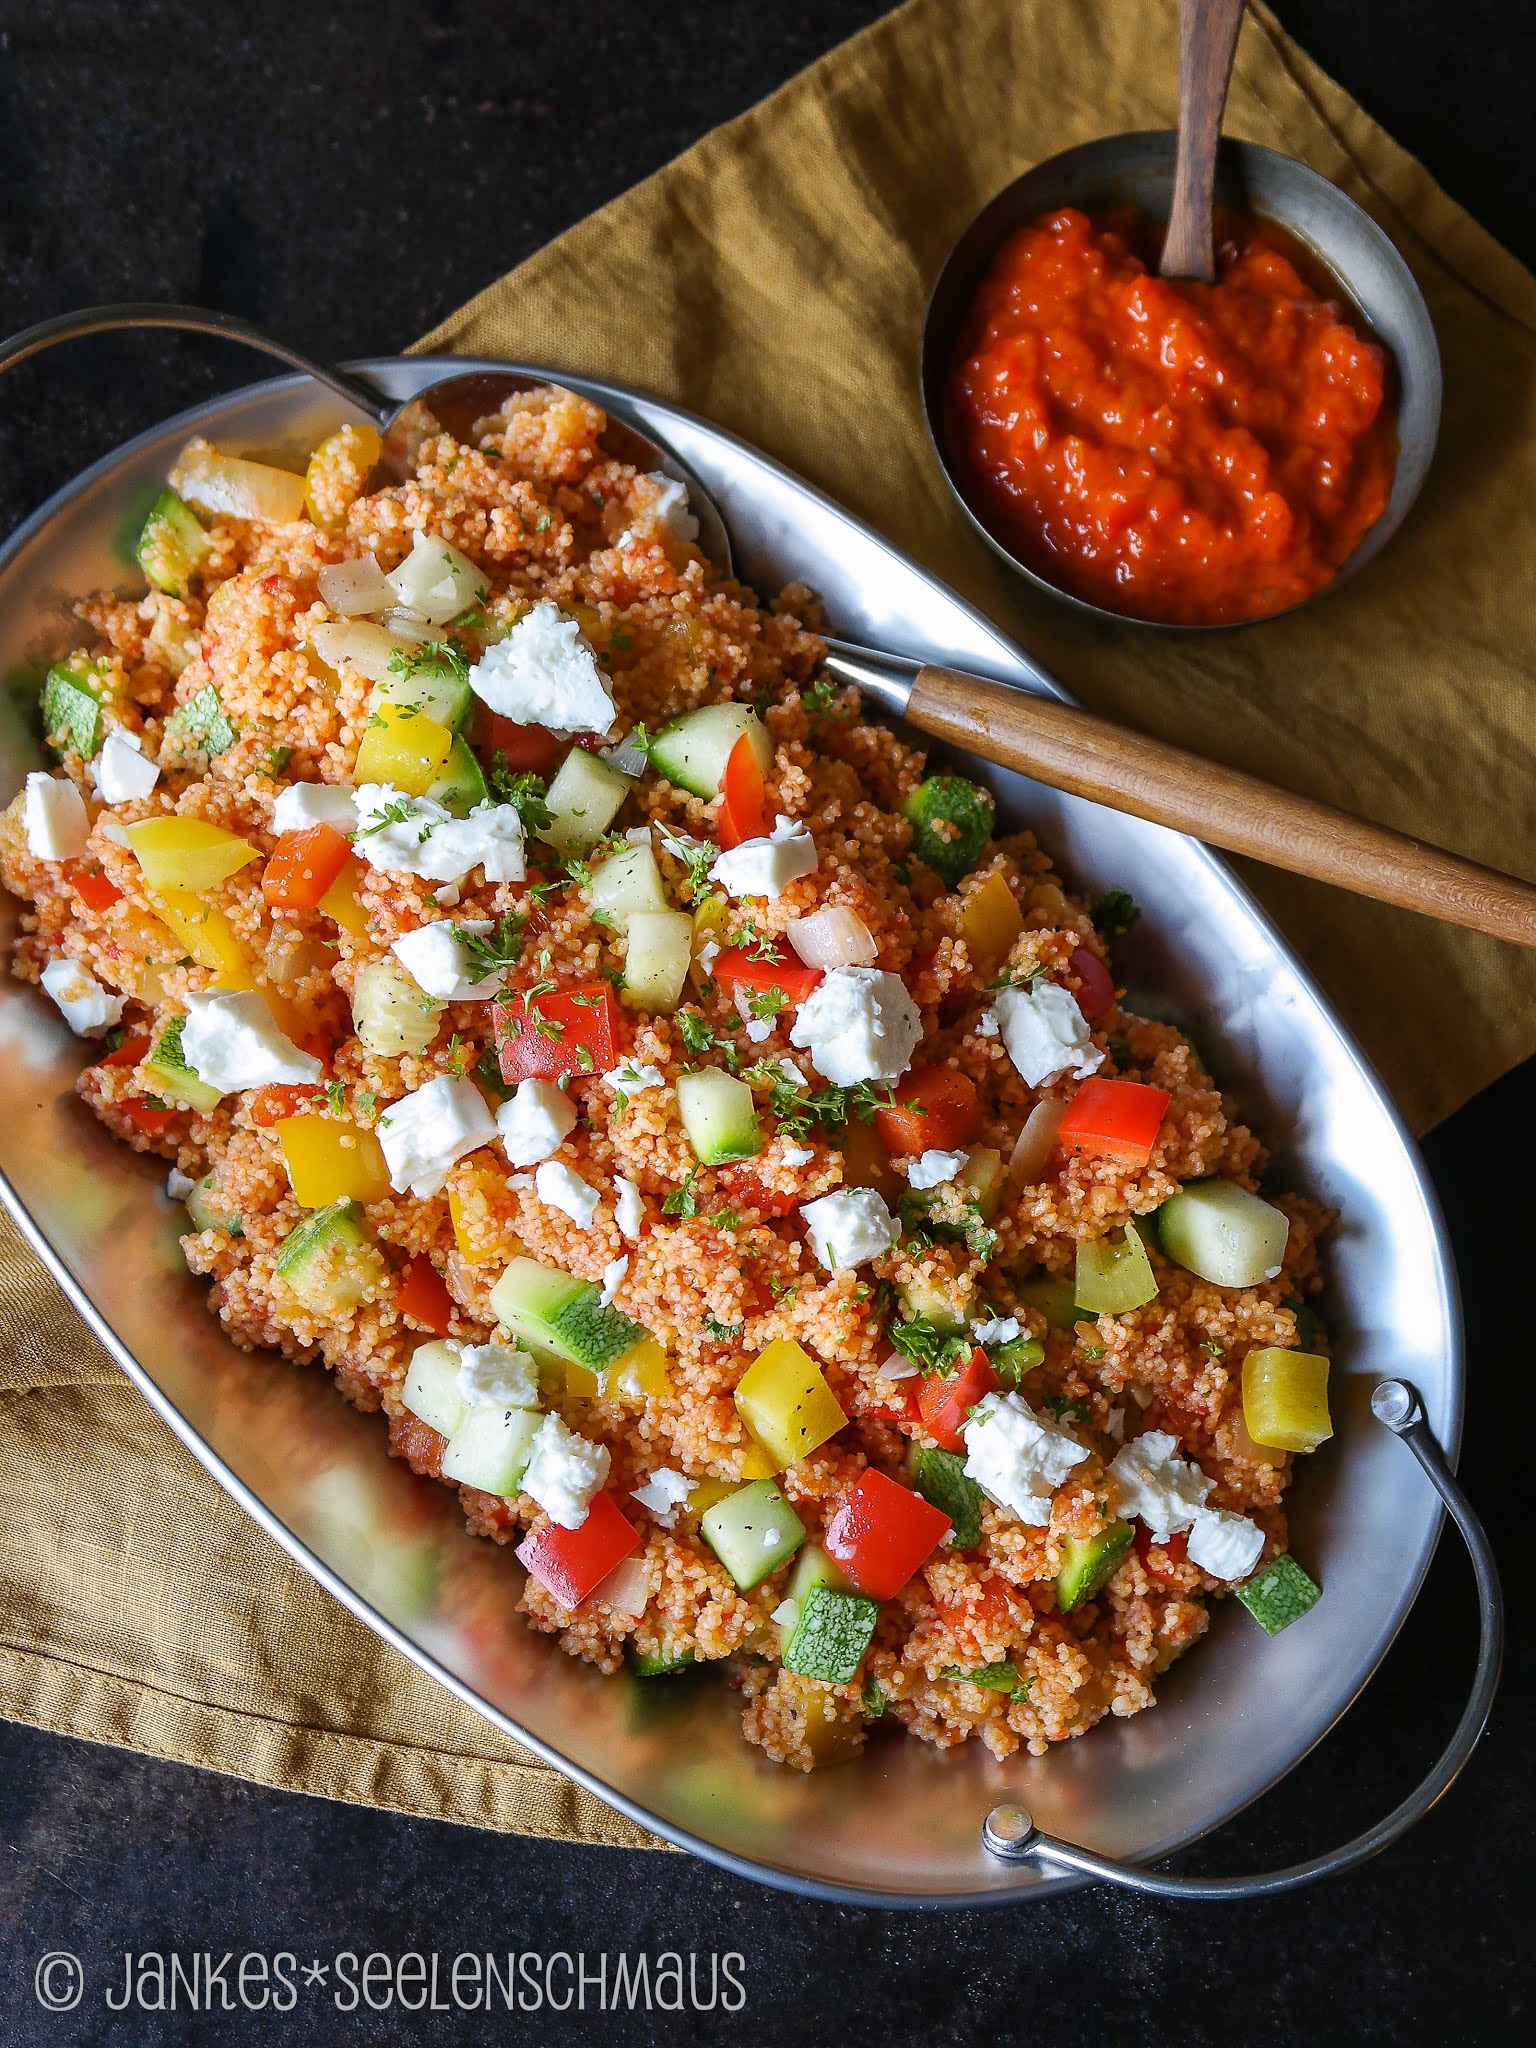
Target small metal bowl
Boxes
[921,130,1443,629]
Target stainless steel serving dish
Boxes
[0,359,1465,1904]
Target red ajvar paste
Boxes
[947,207,1397,624]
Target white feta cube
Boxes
[987,980,1104,1088]
[352,785,525,884]
[961,1392,1090,1526]
[521,1412,610,1531]
[1105,1431,1212,1542]
[630,1466,691,1527]
[457,1341,540,1412]
[385,529,488,626]
[180,991,323,1094]
[800,1186,899,1270]
[971,1315,1021,1346]
[789,966,921,1085]
[40,957,125,1036]
[780,1141,814,1168]
[604,1060,667,1097]
[907,1147,967,1190]
[646,473,699,544]
[496,1079,577,1166]
[709,815,818,901]
[535,1159,601,1230]
[391,919,501,1000]
[272,780,359,835]
[23,772,88,861]
[1187,1508,1266,1582]
[166,1168,196,1201]
[599,1255,629,1306]
[614,1174,644,1241]
[375,1075,497,1198]
[92,730,160,804]
[467,601,616,735]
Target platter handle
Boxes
[981,1380,1503,1899]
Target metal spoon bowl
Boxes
[919,131,1443,630]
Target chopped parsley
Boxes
[456,911,528,980]
[746,986,788,1023]
[702,1314,744,1343]
[678,1011,716,1056]
[484,758,553,832]
[662,1171,700,1219]
[474,1047,514,1101]
[887,1312,973,1377]
[941,1661,1029,1700]
[355,795,418,837]
[860,1676,887,1718]
[323,1078,347,1116]
[1091,890,1140,942]
[802,677,849,719]
[264,744,294,777]
[387,639,471,689]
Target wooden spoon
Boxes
[821,643,1536,948]
[1160,0,1247,281]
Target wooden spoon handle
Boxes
[1160,0,1246,281]
[906,664,1536,948]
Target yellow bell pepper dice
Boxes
[150,890,253,980]
[615,1337,672,1404]
[318,857,369,936]
[128,816,260,892]
[352,702,454,796]
[686,1476,737,1517]
[304,422,382,529]
[1242,1347,1333,1454]
[958,870,1024,981]
[733,1338,847,1471]
[276,1115,391,1208]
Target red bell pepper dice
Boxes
[824,1468,952,1598]
[516,1493,642,1610]
[397,1257,455,1335]
[873,1065,983,1156]
[710,946,822,1011]
[100,1032,151,1069]
[68,861,122,913]
[916,1348,998,1454]
[472,708,559,775]
[1068,945,1116,1022]
[248,1082,326,1127]
[494,980,624,1085]
[262,823,352,911]
[120,1098,179,1136]
[717,733,769,849]
[1055,1076,1171,1168]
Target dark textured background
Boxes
[0,2,1530,2041]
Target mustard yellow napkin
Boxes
[6,0,1534,1835]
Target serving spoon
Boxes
[6,301,1536,948]
[1159,0,1247,282]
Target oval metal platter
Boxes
[0,358,1461,1906]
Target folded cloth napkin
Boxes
[6,0,1535,1836]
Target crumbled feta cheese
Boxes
[775,1057,807,1090]
[352,784,525,883]
[1187,1508,1266,1581]
[1105,1406,1125,1442]
[375,1075,497,1197]
[646,473,699,544]
[975,1009,999,1038]
[907,1148,967,1190]
[433,883,461,909]
[271,780,358,835]
[496,1079,576,1166]
[599,1255,629,1306]
[614,1174,644,1241]
[23,773,88,861]
[780,1141,815,1168]
[456,1341,540,1411]
[521,1412,611,1530]
[180,991,323,1094]
[800,1186,899,1270]
[166,1167,195,1201]
[40,957,125,1037]
[1105,1431,1212,1542]
[467,600,616,735]
[971,1316,1021,1346]
[987,981,1104,1088]
[390,919,501,1000]
[962,1392,1090,1525]
[535,1159,601,1230]
[656,823,708,864]
[92,730,159,804]
[604,1060,666,1096]
[631,1466,692,1527]
[789,967,921,1086]
[744,1017,774,1043]
[697,938,721,976]
[709,816,818,901]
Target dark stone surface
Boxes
[0,1,1529,2040]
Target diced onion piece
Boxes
[1007,1096,1065,1186]
[173,441,306,524]
[785,907,877,971]
[588,1553,649,1617]
[604,732,652,779]
[310,620,404,686]
[377,607,434,647]
[317,555,396,617]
